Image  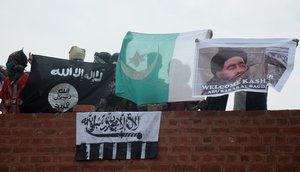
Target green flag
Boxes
[116,30,212,105]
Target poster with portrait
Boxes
[192,39,297,97]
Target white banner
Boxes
[76,111,161,144]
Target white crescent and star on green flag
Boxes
[120,47,160,80]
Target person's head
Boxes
[6,49,28,81]
[111,53,119,64]
[93,52,111,64]
[69,46,86,61]
[210,48,248,80]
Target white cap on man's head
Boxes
[69,46,86,61]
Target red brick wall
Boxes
[0,110,300,172]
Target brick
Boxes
[35,129,57,136]
[253,119,265,125]
[35,114,57,120]
[150,164,171,171]
[19,138,31,145]
[226,155,238,162]
[213,119,227,125]
[172,146,191,152]
[226,136,238,143]
[249,164,273,172]
[1,155,17,163]
[245,146,266,152]
[240,119,251,125]
[193,119,202,124]
[213,136,224,144]
[18,121,32,128]
[31,156,52,163]
[7,138,19,144]
[161,128,179,134]
[36,165,57,172]
[277,165,298,172]
[169,119,177,126]
[215,155,225,162]
[180,137,189,144]
[200,164,221,172]
[282,127,300,134]
[286,136,300,144]
[203,136,212,143]
[180,119,193,125]
[0,166,9,172]
[220,146,241,152]
[19,156,30,164]
[258,127,279,134]
[266,155,276,162]
[35,147,57,153]
[191,154,201,161]
[289,117,300,125]
[179,155,190,161]
[250,136,262,144]
[52,137,70,145]
[227,119,240,125]
[59,165,80,171]
[128,164,150,171]
[32,121,42,127]
[278,155,291,162]
[165,155,178,162]
[172,165,196,172]
[0,129,11,136]
[202,155,214,162]
[13,129,33,136]
[13,147,33,153]
[262,136,273,144]
[72,105,95,112]
[271,146,293,153]
[13,114,34,120]
[252,154,264,162]
[0,147,11,153]
[169,137,178,143]
[191,136,201,143]
[32,138,53,145]
[195,145,215,152]
[296,146,300,153]
[59,155,76,162]
[238,136,249,143]
[15,165,35,172]
[234,127,256,134]
[241,155,250,162]
[265,118,275,125]
[8,121,18,127]
[224,165,246,172]
[181,127,208,134]
[275,136,286,143]
[277,118,288,125]
[292,155,300,162]
[0,138,5,144]
[211,127,230,133]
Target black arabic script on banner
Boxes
[81,112,142,139]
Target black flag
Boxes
[21,55,114,113]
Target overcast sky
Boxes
[1,0,299,110]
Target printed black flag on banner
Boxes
[21,54,115,113]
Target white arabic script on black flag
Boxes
[75,112,161,160]
[21,54,115,113]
